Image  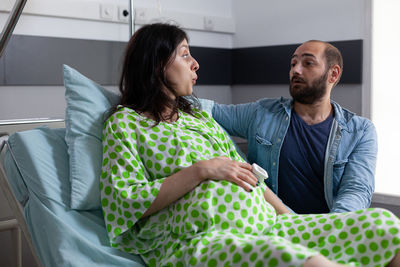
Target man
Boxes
[207,40,377,213]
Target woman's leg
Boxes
[272,208,400,266]
[161,231,319,267]
[304,254,346,267]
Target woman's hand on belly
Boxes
[194,156,258,192]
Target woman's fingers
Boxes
[203,157,261,192]
[230,176,254,192]
[226,167,259,192]
[236,161,253,170]
[239,168,258,186]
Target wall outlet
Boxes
[100,4,114,20]
[204,16,214,30]
[135,8,148,24]
[118,6,129,22]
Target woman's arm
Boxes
[263,185,290,215]
[143,156,258,217]
[142,163,203,217]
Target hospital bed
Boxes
[0,1,147,264]
[0,65,150,266]
[0,63,221,266]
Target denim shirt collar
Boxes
[276,97,354,132]
[331,100,354,132]
[279,97,292,115]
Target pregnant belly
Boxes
[167,180,277,236]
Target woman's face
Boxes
[164,39,199,98]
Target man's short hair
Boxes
[306,40,343,86]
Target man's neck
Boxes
[293,98,333,125]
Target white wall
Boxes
[0,0,234,45]
[232,0,365,48]
[0,0,234,121]
[371,0,400,197]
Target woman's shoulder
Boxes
[189,108,220,129]
[192,108,213,120]
[107,106,139,121]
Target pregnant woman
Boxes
[100,23,400,267]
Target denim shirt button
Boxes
[277,138,281,142]
[272,162,276,166]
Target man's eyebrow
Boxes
[291,53,317,59]
[301,53,316,58]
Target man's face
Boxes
[289,42,329,104]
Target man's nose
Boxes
[291,63,302,75]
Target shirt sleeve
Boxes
[331,120,377,212]
[212,102,258,139]
[100,112,165,240]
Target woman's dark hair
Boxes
[114,23,199,123]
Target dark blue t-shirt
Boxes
[278,110,333,214]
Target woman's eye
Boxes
[183,53,189,58]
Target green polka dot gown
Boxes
[101,107,400,267]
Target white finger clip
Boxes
[252,163,269,183]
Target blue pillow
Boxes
[4,127,68,207]
[64,65,119,210]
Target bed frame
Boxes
[0,119,64,266]
[0,135,40,267]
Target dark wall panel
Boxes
[0,35,126,85]
[0,35,362,86]
[232,45,293,85]
[191,47,231,85]
[232,40,363,85]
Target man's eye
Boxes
[305,61,314,66]
[290,62,296,67]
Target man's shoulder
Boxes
[256,97,291,112]
[333,102,375,133]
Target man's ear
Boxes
[329,65,341,84]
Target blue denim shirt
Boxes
[202,97,377,213]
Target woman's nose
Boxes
[192,58,199,71]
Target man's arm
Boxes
[331,122,377,212]
[211,101,258,139]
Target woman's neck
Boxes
[141,108,179,123]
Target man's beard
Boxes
[289,70,328,104]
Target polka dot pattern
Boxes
[101,107,400,267]
[270,208,400,267]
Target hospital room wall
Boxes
[230,0,369,118]
[0,1,233,266]
[0,0,234,121]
